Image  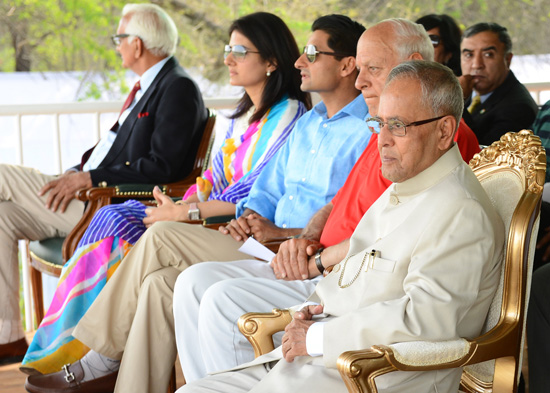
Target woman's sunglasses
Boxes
[224,45,259,61]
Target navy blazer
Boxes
[77,57,207,186]
[464,71,538,146]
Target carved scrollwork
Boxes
[240,319,259,335]
[469,130,546,194]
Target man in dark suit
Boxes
[460,22,538,146]
[0,3,206,364]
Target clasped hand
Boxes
[271,238,323,281]
[282,304,324,362]
[219,212,280,242]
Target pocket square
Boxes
[138,112,149,118]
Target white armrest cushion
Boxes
[388,339,471,367]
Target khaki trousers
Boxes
[0,164,84,319]
[72,221,250,393]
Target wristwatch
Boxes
[188,203,200,220]
[314,248,325,274]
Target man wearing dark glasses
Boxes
[0,3,206,369]
[460,22,538,145]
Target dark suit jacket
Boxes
[76,56,207,186]
[464,70,538,146]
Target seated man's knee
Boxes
[201,279,251,316]
[142,268,179,295]
[174,262,224,300]
[142,220,179,239]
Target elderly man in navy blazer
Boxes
[0,2,206,364]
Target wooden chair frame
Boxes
[28,108,216,324]
[238,130,546,393]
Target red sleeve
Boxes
[455,118,481,163]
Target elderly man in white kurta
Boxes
[179,61,505,393]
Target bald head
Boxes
[355,19,434,115]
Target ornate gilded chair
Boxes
[27,109,216,324]
[238,130,546,393]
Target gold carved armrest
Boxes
[238,308,292,358]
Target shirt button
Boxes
[323,123,328,128]
[282,224,287,228]
[289,195,294,200]
[310,149,316,154]
[302,178,306,182]
[389,194,399,205]
[125,161,130,166]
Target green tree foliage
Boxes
[1,0,549,95]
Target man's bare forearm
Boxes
[301,202,333,241]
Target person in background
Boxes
[460,22,538,145]
[416,13,462,76]
[0,2,206,366]
[416,13,480,158]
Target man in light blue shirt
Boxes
[24,15,371,393]
[234,94,370,232]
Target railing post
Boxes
[15,114,23,165]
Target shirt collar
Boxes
[313,94,369,122]
[139,56,171,93]
[392,144,463,197]
[471,90,493,104]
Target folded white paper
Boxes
[238,237,276,262]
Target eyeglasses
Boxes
[302,44,353,63]
[365,115,446,137]
[428,34,441,47]
[111,34,139,46]
[224,45,259,61]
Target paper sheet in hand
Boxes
[238,238,276,262]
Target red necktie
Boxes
[111,80,141,131]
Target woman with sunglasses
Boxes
[21,11,310,375]
[416,14,463,76]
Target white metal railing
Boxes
[1,97,239,172]
[2,96,238,331]
[524,82,550,105]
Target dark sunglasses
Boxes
[224,45,259,61]
[302,44,353,63]
[428,34,441,47]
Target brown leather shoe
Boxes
[25,361,117,393]
[0,337,28,365]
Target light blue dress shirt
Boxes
[82,57,171,171]
[236,94,372,229]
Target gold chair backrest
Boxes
[462,130,545,392]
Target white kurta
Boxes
[181,145,505,393]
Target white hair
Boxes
[376,18,434,62]
[122,3,178,57]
